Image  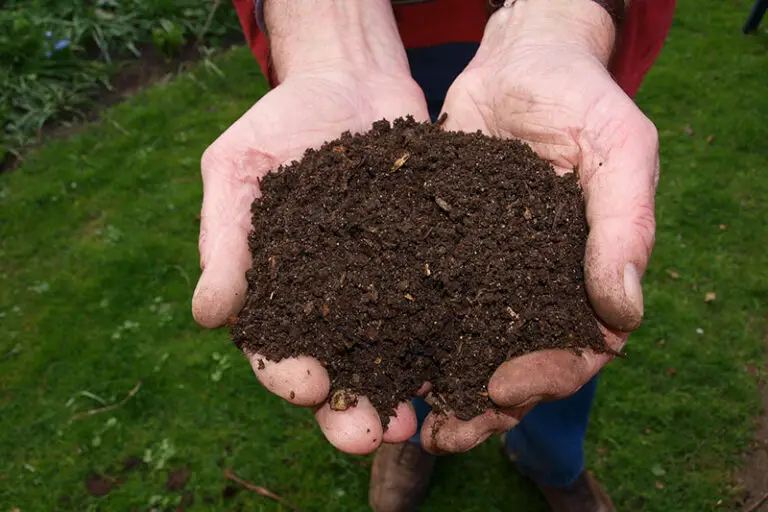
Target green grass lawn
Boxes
[1,0,766,510]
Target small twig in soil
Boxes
[71,381,141,421]
[744,492,768,512]
[605,347,628,360]
[552,203,564,229]
[224,470,302,512]
[435,112,448,127]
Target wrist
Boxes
[264,0,412,83]
[479,0,617,67]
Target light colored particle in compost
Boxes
[435,197,451,212]
[330,389,359,411]
[391,152,410,171]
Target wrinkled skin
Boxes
[417,45,659,453]
[193,71,430,454]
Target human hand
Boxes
[420,0,659,453]
[192,0,429,455]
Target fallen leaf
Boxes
[665,367,678,377]
[166,467,191,491]
[704,292,716,303]
[666,269,680,279]
[404,293,415,302]
[719,224,727,230]
[222,484,239,500]
[85,474,116,496]
[706,134,715,144]
[655,481,665,489]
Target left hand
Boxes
[419,0,659,453]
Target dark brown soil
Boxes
[232,116,604,424]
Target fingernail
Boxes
[623,263,644,329]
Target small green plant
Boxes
[210,351,232,382]
[152,19,185,59]
[0,0,240,163]
[143,438,177,471]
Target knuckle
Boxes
[633,202,657,255]
[638,115,660,149]
[200,143,229,179]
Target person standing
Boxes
[193,1,676,510]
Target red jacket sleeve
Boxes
[610,0,677,97]
[232,0,676,99]
[232,0,274,86]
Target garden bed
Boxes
[0,0,243,170]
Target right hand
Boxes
[193,68,429,454]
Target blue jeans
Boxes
[405,43,598,489]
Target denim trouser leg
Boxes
[409,376,599,488]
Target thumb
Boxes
[192,144,276,328]
[581,112,659,332]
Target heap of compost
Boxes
[231,116,604,424]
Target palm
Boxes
[194,72,429,454]
[419,49,659,453]
[442,51,642,173]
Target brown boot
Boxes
[537,472,616,512]
[499,434,615,512]
[369,442,436,512]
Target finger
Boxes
[487,328,622,412]
[581,102,659,332]
[192,142,277,328]
[381,402,418,444]
[247,352,329,406]
[420,407,528,454]
[314,396,384,455]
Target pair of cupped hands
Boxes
[191,0,658,455]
